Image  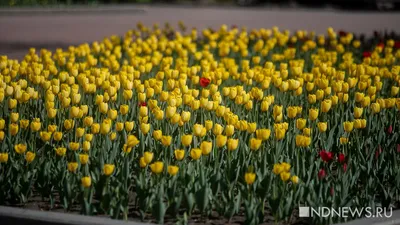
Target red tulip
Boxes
[387,125,393,134]
[375,145,382,159]
[318,169,326,179]
[139,102,147,107]
[330,186,334,196]
[338,153,345,164]
[377,43,385,48]
[199,77,211,87]
[319,150,333,162]
[363,52,371,58]
[397,144,400,153]
[395,41,400,49]
[343,163,347,172]
[338,30,347,37]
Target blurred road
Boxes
[0,4,399,59]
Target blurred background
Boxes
[1,0,399,60]
[0,0,400,10]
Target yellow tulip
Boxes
[8,98,17,109]
[0,153,9,163]
[181,134,193,147]
[321,99,332,113]
[295,135,311,147]
[82,141,91,152]
[10,112,19,123]
[125,121,134,132]
[273,164,283,175]
[174,149,185,161]
[281,163,291,174]
[309,108,319,121]
[166,106,176,119]
[168,165,179,176]
[308,94,317,104]
[181,111,191,122]
[161,135,172,146]
[354,107,363,119]
[78,154,89,165]
[274,128,286,140]
[249,138,262,151]
[317,122,327,132]
[343,121,354,133]
[19,119,29,129]
[296,118,306,130]
[47,125,57,133]
[116,122,124,132]
[40,131,52,142]
[103,164,115,176]
[247,123,257,133]
[55,147,67,156]
[108,109,118,120]
[153,130,163,141]
[67,162,78,172]
[14,144,27,154]
[53,131,63,141]
[205,120,213,131]
[99,102,108,114]
[85,134,93,142]
[354,119,362,129]
[64,119,74,131]
[200,141,212,155]
[10,123,19,136]
[139,106,148,117]
[109,132,117,141]
[83,116,93,127]
[255,128,270,140]
[224,125,235,137]
[216,135,227,148]
[0,119,5,130]
[227,138,239,151]
[190,148,202,160]
[81,176,91,188]
[193,124,204,137]
[245,172,256,185]
[139,157,147,168]
[303,128,311,137]
[287,106,297,119]
[280,172,291,182]
[140,123,150,135]
[100,120,111,135]
[273,105,283,118]
[127,135,140,148]
[25,151,36,163]
[391,86,399,96]
[70,106,80,118]
[371,103,380,114]
[213,124,224,136]
[340,137,349,144]
[291,176,299,184]
[30,118,41,132]
[120,104,129,115]
[261,100,270,111]
[355,92,364,102]
[150,161,164,174]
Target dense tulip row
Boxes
[0,23,400,225]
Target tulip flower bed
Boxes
[0,23,400,225]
